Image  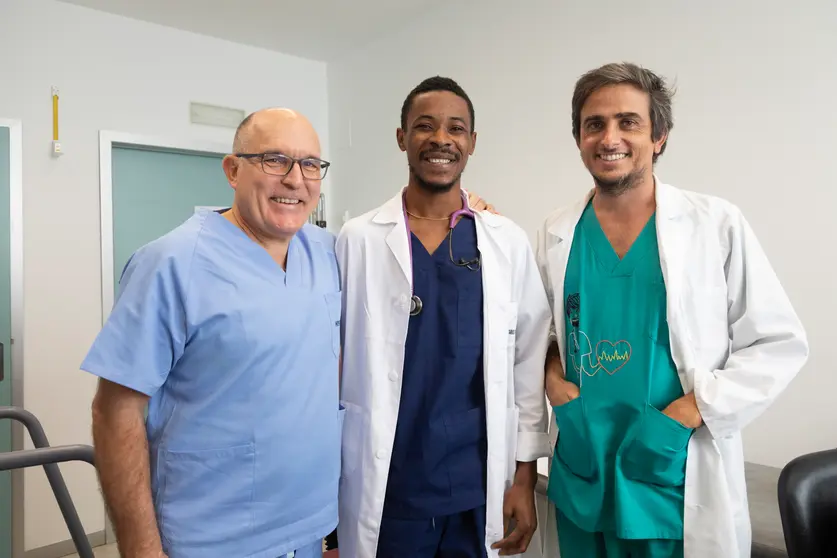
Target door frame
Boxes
[98,131,229,324]
[97,131,229,543]
[0,118,26,558]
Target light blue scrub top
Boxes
[81,210,343,558]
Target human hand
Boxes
[545,355,579,407]
[466,191,499,215]
[547,377,579,407]
[491,468,537,555]
[662,392,702,429]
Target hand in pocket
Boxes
[545,358,579,407]
[621,406,693,487]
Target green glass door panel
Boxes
[111,147,231,291]
[0,126,14,558]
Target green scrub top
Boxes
[547,200,693,541]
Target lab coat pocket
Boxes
[158,443,255,547]
[621,405,693,487]
[490,300,519,348]
[324,291,342,358]
[554,397,598,481]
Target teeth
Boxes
[271,197,300,204]
[427,158,453,164]
[600,153,628,161]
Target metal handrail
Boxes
[0,406,95,558]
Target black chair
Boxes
[778,448,837,558]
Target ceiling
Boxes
[56,0,448,61]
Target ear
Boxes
[653,132,668,155]
[469,131,477,155]
[222,155,240,190]
[396,128,406,152]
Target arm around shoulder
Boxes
[694,206,809,439]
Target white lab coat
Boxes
[535,180,809,558]
[335,189,553,558]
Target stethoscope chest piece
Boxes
[410,295,423,316]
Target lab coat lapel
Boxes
[655,180,698,389]
[546,191,593,368]
[474,211,511,390]
[373,190,412,289]
[474,211,511,292]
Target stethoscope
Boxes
[402,191,481,317]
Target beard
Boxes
[592,166,646,197]
[408,163,462,194]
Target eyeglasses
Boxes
[236,152,330,180]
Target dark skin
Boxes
[545,84,702,430]
[397,90,538,555]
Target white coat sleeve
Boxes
[513,229,553,462]
[693,208,809,439]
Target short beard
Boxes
[593,167,646,197]
[409,164,461,194]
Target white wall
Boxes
[0,0,330,549]
[328,1,836,469]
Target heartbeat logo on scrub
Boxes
[595,340,632,375]
[566,292,632,377]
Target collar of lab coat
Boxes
[372,187,503,228]
[372,187,508,288]
[544,176,699,391]
[546,176,694,241]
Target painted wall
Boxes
[0,0,330,549]
[327,0,836,469]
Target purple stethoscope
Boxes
[402,190,482,316]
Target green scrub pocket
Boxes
[621,405,693,487]
[554,397,598,480]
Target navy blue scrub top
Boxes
[383,217,487,519]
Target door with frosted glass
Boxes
[110,146,231,289]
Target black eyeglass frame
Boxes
[236,152,331,180]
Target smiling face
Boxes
[578,83,667,195]
[397,90,476,193]
[223,109,322,240]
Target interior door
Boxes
[111,145,231,289]
[0,125,15,558]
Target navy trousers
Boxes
[376,506,488,558]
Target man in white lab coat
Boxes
[538,62,809,558]
[336,76,552,558]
